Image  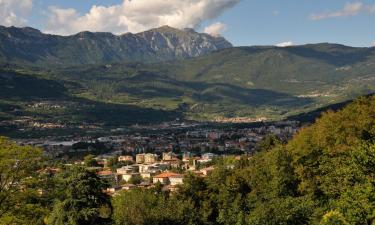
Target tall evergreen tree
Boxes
[47,167,112,225]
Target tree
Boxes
[319,211,350,225]
[0,137,45,224]
[331,143,375,225]
[247,197,314,225]
[84,154,98,167]
[107,156,119,171]
[47,167,112,225]
[112,189,187,225]
[285,96,375,223]
[255,134,281,152]
[128,174,142,185]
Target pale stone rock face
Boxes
[0,25,232,65]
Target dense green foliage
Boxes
[47,167,112,225]
[111,95,375,225]
[0,137,46,224]
[0,138,113,225]
[112,188,189,225]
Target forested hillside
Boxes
[58,44,375,120]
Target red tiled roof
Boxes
[98,170,114,176]
[163,158,181,163]
[154,172,183,178]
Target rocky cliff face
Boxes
[0,25,232,65]
[136,26,232,58]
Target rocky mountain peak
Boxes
[0,25,233,65]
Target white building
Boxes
[153,172,184,185]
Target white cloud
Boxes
[203,22,226,37]
[276,41,294,47]
[0,0,33,26]
[45,0,241,35]
[369,5,375,13]
[310,2,375,20]
[372,40,375,47]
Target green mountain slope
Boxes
[45,43,375,121]
[1,38,375,134]
[0,25,232,65]
[0,67,180,137]
[163,44,375,94]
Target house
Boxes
[144,153,158,164]
[136,154,145,164]
[98,170,117,183]
[140,172,156,179]
[169,175,184,186]
[162,158,181,168]
[116,166,141,182]
[117,166,132,175]
[139,164,159,173]
[162,152,177,160]
[198,153,216,163]
[117,165,138,175]
[200,166,215,177]
[136,153,158,164]
[153,172,184,185]
[118,155,133,162]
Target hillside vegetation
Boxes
[111,95,375,225]
[1,26,375,130]
[45,44,375,121]
[0,67,180,137]
[1,95,374,224]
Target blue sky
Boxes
[2,0,375,47]
[209,0,375,47]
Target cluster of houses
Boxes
[96,152,217,194]
[21,121,301,194]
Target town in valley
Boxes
[18,119,300,194]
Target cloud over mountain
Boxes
[45,0,240,35]
[204,22,227,37]
[276,41,294,47]
[0,0,33,26]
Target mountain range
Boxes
[0,25,232,65]
[0,25,375,136]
